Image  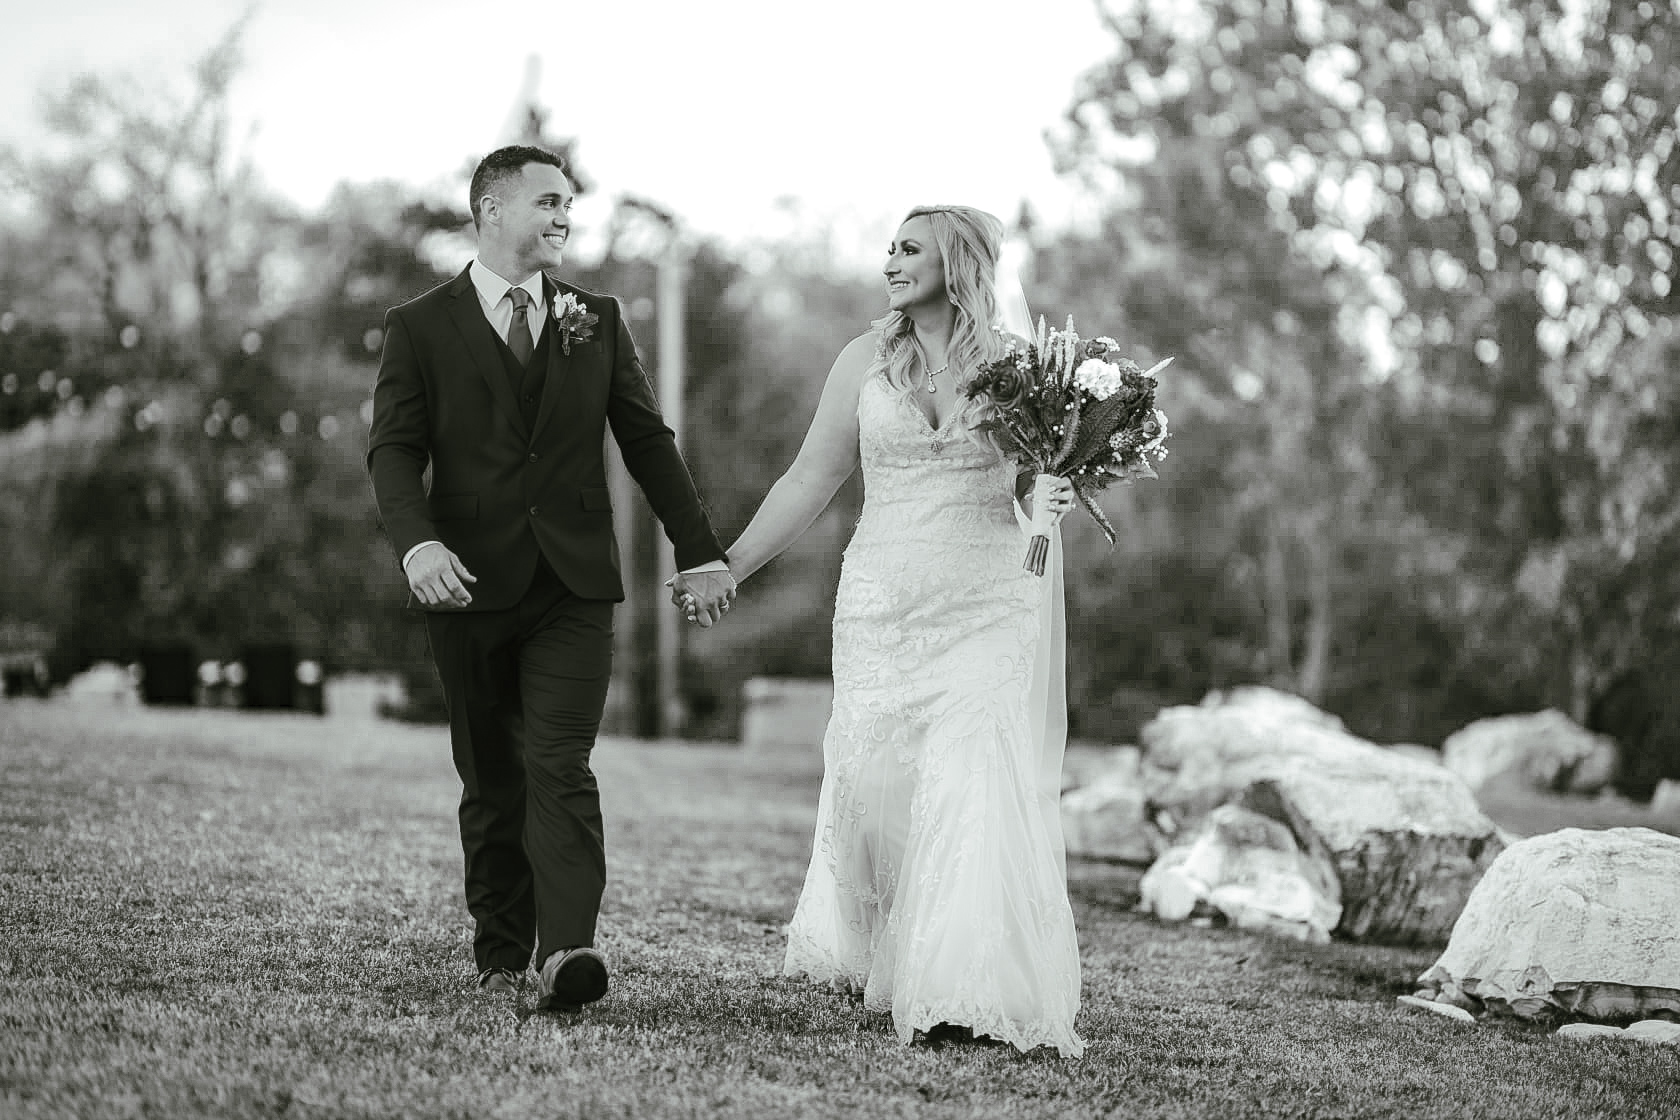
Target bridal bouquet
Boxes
[966,316,1172,575]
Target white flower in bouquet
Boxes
[1073,358,1124,401]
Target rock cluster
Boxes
[1066,687,1680,1036]
[1133,687,1504,944]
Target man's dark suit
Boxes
[367,265,725,975]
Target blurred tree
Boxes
[673,231,877,734]
[0,19,278,362]
[1046,6,1392,729]
[1340,0,1680,721]
[0,23,422,681]
[0,316,71,432]
[1050,0,1679,741]
[570,211,876,737]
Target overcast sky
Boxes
[1,0,1117,264]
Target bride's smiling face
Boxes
[883,216,946,313]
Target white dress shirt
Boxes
[402,260,728,580]
[468,258,546,350]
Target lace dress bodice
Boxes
[837,375,1040,695]
[852,374,1018,539]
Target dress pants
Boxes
[424,553,615,974]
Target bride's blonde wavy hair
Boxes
[872,205,1010,450]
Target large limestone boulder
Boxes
[1140,686,1358,826]
[1139,804,1341,943]
[1061,748,1153,864]
[1440,709,1617,795]
[1418,828,1680,1020]
[1140,687,1505,944]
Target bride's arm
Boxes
[1015,469,1036,510]
[726,333,876,583]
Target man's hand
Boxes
[669,569,737,628]
[406,542,477,608]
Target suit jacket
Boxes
[366,266,726,608]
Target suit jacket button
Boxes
[528,452,539,463]
[529,505,539,516]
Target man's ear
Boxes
[478,195,498,226]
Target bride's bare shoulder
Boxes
[837,331,881,368]
[826,330,882,387]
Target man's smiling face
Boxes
[486,161,574,278]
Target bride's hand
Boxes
[669,569,737,627]
[1033,474,1076,525]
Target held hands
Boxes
[667,569,738,628]
[406,542,477,608]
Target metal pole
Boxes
[654,244,689,738]
[603,433,636,736]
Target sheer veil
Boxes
[997,240,1072,875]
[994,237,1037,341]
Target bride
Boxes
[706,205,1083,1057]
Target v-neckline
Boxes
[904,337,957,431]
[882,371,959,435]
[914,395,959,435]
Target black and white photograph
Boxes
[2,0,1678,1116]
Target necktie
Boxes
[507,287,534,366]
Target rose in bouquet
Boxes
[965,315,1172,575]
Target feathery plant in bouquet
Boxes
[965,316,1172,575]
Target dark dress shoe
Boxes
[478,967,521,993]
[536,947,608,1012]
[916,1022,1007,1049]
[916,1022,971,1048]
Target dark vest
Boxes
[492,317,552,433]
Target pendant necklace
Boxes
[925,357,951,453]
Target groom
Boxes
[366,145,736,1010]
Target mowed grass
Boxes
[1,701,1675,1120]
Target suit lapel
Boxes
[444,266,527,438]
[531,275,576,441]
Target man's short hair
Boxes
[469,145,571,229]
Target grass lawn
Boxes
[1,700,1675,1119]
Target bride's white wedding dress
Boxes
[783,368,1084,1058]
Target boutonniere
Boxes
[551,293,598,356]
